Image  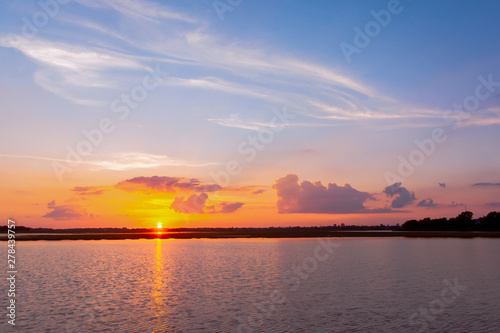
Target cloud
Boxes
[485,202,500,208]
[169,193,244,214]
[208,111,337,131]
[383,183,416,209]
[2,0,474,129]
[472,182,500,187]
[206,202,245,214]
[252,189,266,195]
[115,176,221,194]
[272,174,383,214]
[0,152,217,171]
[454,107,500,128]
[116,174,243,215]
[170,193,207,214]
[74,0,196,23]
[439,183,446,189]
[42,200,94,221]
[72,186,105,196]
[163,77,270,100]
[417,199,437,207]
[4,0,489,129]
[450,201,465,207]
[0,38,144,72]
[90,152,219,170]
[0,36,148,104]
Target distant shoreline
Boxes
[2,230,500,241]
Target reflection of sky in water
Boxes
[2,238,499,332]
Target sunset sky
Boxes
[1,0,499,228]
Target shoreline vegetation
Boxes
[2,211,499,241]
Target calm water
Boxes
[2,238,499,332]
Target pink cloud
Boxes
[272,174,386,214]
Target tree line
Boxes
[402,211,500,231]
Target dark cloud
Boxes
[417,199,437,207]
[383,182,416,209]
[439,183,446,189]
[169,193,244,214]
[450,201,464,207]
[272,174,383,214]
[115,176,221,194]
[472,182,500,187]
[486,202,500,208]
[43,201,94,221]
[72,186,105,196]
[252,189,266,195]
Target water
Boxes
[2,238,499,332]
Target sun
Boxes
[156,222,163,229]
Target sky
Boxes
[1,0,499,229]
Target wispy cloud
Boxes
[1,38,145,72]
[308,100,443,121]
[71,186,105,196]
[73,0,196,23]
[208,113,335,131]
[0,152,218,170]
[88,152,218,171]
[459,108,500,127]
[162,77,271,100]
[0,36,149,104]
[3,0,497,129]
[472,182,500,187]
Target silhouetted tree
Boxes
[402,211,500,231]
[478,211,500,231]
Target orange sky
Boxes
[1,160,495,229]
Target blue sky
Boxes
[1,0,499,227]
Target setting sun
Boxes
[157,222,163,229]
